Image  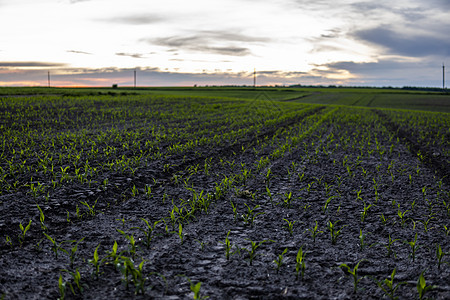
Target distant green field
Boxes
[1,86,449,113]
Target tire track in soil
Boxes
[374,109,450,185]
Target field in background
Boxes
[1,86,449,112]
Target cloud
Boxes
[319,58,444,87]
[0,61,67,67]
[67,50,92,55]
[353,26,450,57]
[115,52,145,58]
[146,30,270,56]
[69,0,90,3]
[103,14,165,25]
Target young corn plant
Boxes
[66,237,85,268]
[273,248,288,273]
[384,234,400,258]
[245,239,273,265]
[43,232,64,259]
[322,196,336,213]
[306,221,323,243]
[61,268,84,295]
[328,220,346,245]
[117,229,138,257]
[241,203,265,226]
[283,219,296,236]
[18,219,32,247]
[405,233,421,262]
[219,230,233,260]
[133,218,160,249]
[339,259,366,293]
[436,244,449,269]
[295,246,306,280]
[360,201,372,222]
[416,270,435,300]
[80,198,99,217]
[116,257,147,295]
[180,276,208,300]
[373,268,405,300]
[58,274,67,300]
[88,243,102,278]
[36,204,47,231]
[281,192,294,208]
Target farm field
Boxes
[0,91,449,299]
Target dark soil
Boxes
[1,104,449,300]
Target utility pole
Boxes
[443,63,446,90]
[134,68,137,88]
[253,68,256,88]
[48,71,50,88]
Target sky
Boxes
[0,0,449,87]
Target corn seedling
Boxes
[36,204,47,231]
[397,208,410,227]
[66,237,85,268]
[5,235,12,248]
[176,223,185,244]
[283,219,296,236]
[384,234,400,258]
[339,259,366,293]
[295,246,306,279]
[373,268,405,300]
[230,200,238,221]
[104,241,124,265]
[265,186,274,207]
[379,214,388,226]
[18,219,32,246]
[43,232,65,259]
[241,203,265,226]
[281,192,294,208]
[179,276,208,300]
[405,233,421,262]
[273,248,288,273]
[306,221,323,243]
[436,244,449,269]
[358,229,373,250]
[116,257,147,294]
[322,196,336,213]
[80,198,99,217]
[328,220,346,245]
[416,270,435,300]
[58,274,67,300]
[442,225,450,237]
[219,230,233,260]
[360,201,372,222]
[245,239,273,265]
[88,243,102,278]
[61,268,84,295]
[134,218,160,249]
[116,229,137,257]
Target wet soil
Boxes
[0,107,449,300]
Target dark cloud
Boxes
[104,14,164,25]
[146,30,269,56]
[67,50,92,55]
[115,52,145,58]
[353,26,450,57]
[0,61,67,67]
[320,58,444,87]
